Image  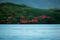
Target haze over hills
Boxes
[0,0,60,9]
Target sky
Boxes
[0,0,60,9]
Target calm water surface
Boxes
[0,25,60,40]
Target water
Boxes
[0,25,60,40]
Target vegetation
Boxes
[0,3,60,24]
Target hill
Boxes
[0,3,60,24]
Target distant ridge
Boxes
[0,2,60,24]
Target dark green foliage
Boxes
[0,3,60,24]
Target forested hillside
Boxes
[0,3,60,24]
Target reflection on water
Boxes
[0,25,60,40]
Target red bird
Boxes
[40,15,46,19]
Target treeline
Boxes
[0,3,60,24]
